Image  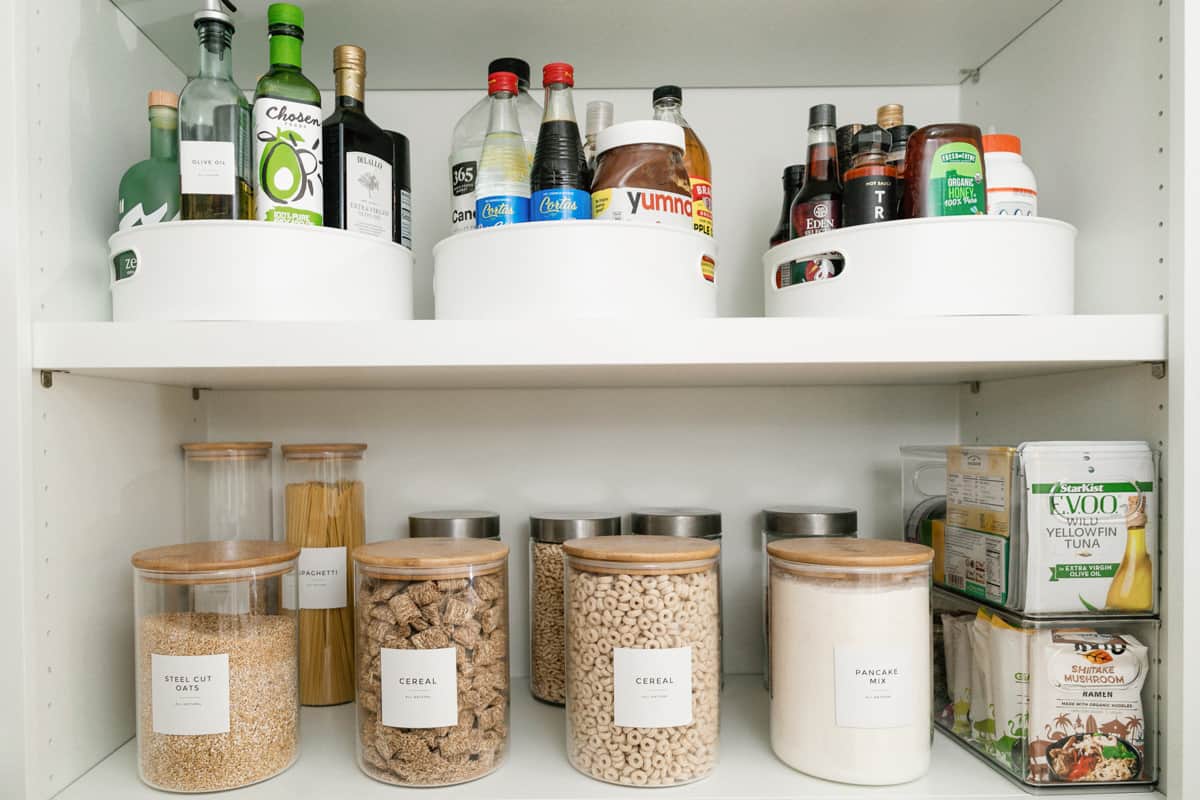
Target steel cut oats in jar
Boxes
[563,535,720,786]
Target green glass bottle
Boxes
[253,3,323,225]
[179,0,253,221]
[118,91,182,231]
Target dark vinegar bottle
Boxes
[322,45,395,240]
[788,104,843,281]
[530,62,590,221]
[770,164,805,247]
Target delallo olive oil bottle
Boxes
[253,3,323,225]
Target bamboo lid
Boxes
[132,540,299,573]
[767,537,932,567]
[563,534,719,563]
[182,441,272,460]
[354,537,508,569]
[281,443,367,460]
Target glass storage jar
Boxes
[768,538,933,785]
[409,510,501,540]
[760,505,857,687]
[529,511,621,705]
[281,443,367,707]
[131,541,300,793]
[352,538,510,787]
[182,441,273,542]
[563,535,721,787]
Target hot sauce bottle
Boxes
[788,104,842,281]
[843,126,897,227]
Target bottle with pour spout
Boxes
[178,0,253,220]
[1105,496,1154,611]
[474,71,530,227]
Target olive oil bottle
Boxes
[253,3,323,225]
[1105,497,1154,611]
[179,0,253,220]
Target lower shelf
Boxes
[58,677,1156,799]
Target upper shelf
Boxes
[113,0,1058,90]
[32,316,1165,390]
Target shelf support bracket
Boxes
[960,67,981,84]
[968,380,981,394]
[1151,362,1166,380]
[40,370,53,389]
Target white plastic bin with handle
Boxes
[763,216,1075,317]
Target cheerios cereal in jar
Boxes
[562,535,720,786]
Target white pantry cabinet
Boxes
[1,0,1197,798]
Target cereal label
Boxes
[834,646,914,729]
[151,652,231,736]
[381,646,458,728]
[613,647,693,727]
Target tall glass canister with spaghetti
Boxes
[282,443,367,705]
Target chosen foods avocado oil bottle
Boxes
[1105,496,1154,611]
[253,3,323,225]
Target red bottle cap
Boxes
[983,133,1022,154]
[542,62,575,87]
[488,71,519,96]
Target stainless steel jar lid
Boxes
[409,510,500,539]
[762,505,858,536]
[630,507,722,538]
[530,511,622,543]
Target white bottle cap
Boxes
[595,120,685,157]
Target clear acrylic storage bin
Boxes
[933,588,1158,791]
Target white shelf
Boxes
[32,316,1165,390]
[113,0,1056,90]
[58,676,1154,799]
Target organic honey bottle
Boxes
[1105,496,1153,611]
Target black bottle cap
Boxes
[653,84,683,103]
[488,58,530,88]
[852,125,892,156]
[889,123,917,146]
[809,103,837,128]
[783,163,806,185]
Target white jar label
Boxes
[151,653,230,735]
[346,151,393,239]
[834,646,914,728]
[381,647,458,728]
[987,188,1038,216]
[193,582,250,614]
[592,187,693,229]
[180,140,235,196]
[298,546,347,609]
[612,646,693,727]
[253,98,324,225]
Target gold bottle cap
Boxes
[877,103,904,129]
[148,90,179,110]
[333,44,366,73]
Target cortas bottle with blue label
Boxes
[530,62,590,221]
[474,70,530,227]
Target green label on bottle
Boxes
[927,142,985,216]
[113,249,138,281]
[253,99,324,226]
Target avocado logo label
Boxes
[253,100,323,225]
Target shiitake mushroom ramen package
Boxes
[1029,630,1148,784]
